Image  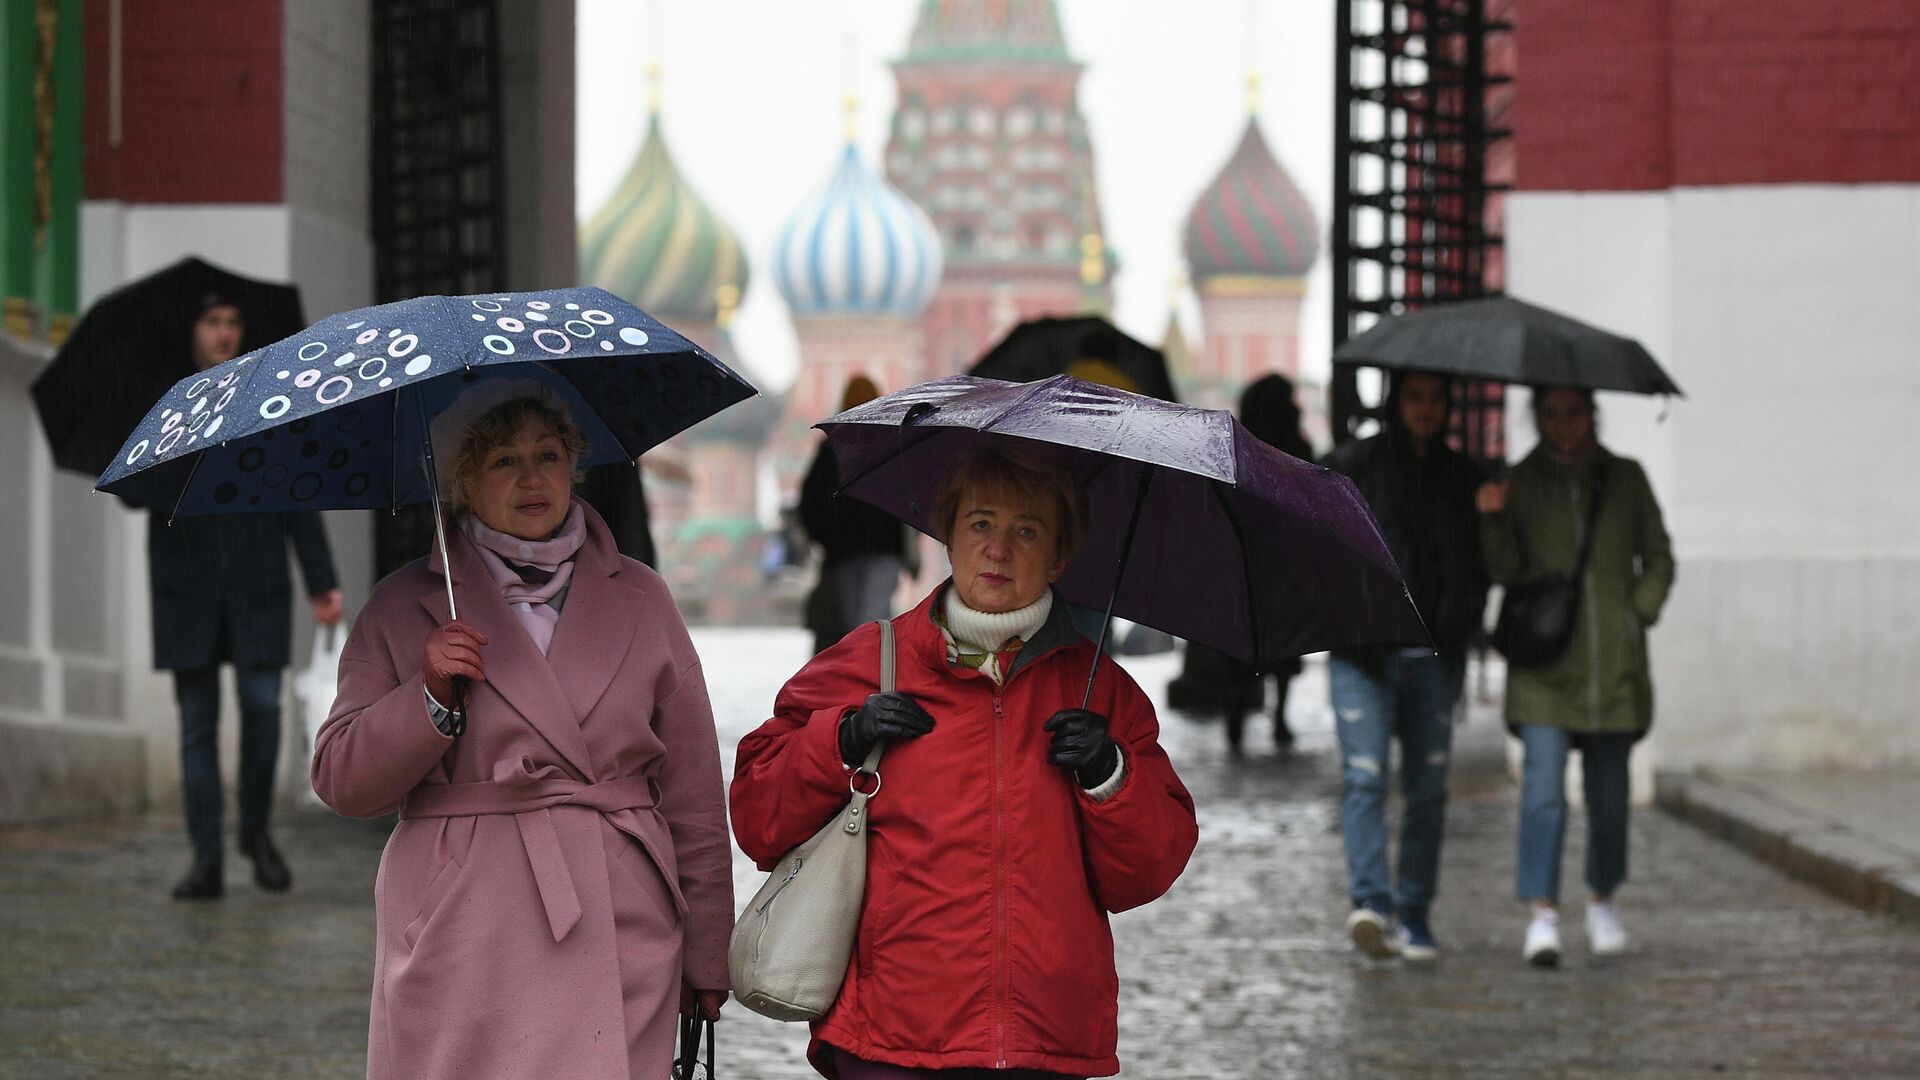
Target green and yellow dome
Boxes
[580,111,749,325]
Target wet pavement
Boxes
[5,627,1918,1078]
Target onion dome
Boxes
[580,113,750,324]
[1184,118,1320,280]
[773,143,943,319]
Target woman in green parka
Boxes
[1477,386,1674,968]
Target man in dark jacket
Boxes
[1319,371,1486,960]
[158,294,343,900]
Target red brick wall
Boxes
[84,0,283,202]
[1512,0,1920,191]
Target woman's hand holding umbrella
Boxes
[424,621,488,704]
[1043,709,1119,788]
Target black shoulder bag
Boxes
[1493,462,1608,669]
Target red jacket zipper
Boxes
[992,690,1008,1069]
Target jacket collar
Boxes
[902,581,1086,687]
[419,498,639,780]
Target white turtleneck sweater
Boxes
[939,587,1126,801]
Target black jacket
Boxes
[147,511,338,670]
[1320,432,1487,661]
[799,442,909,566]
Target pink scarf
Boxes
[461,500,586,655]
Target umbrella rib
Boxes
[1207,479,1262,665]
[166,451,207,525]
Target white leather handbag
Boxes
[728,620,893,1022]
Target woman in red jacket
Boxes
[732,443,1199,1079]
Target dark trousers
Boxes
[174,665,284,862]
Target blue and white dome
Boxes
[773,145,943,318]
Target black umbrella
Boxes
[31,257,305,475]
[1333,296,1683,396]
[969,315,1180,402]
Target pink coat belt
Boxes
[400,773,657,942]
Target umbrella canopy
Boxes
[969,315,1179,402]
[1333,296,1683,396]
[818,375,1426,667]
[98,286,756,517]
[32,257,305,475]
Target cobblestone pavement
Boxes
[5,628,1918,1078]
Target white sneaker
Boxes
[1523,910,1561,968]
[1346,907,1400,959]
[1586,902,1628,956]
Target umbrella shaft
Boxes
[1083,466,1156,709]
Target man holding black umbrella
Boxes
[153,293,344,900]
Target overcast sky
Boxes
[576,0,1335,394]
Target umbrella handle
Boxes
[1082,465,1156,709]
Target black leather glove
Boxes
[839,692,936,766]
[1043,708,1120,789]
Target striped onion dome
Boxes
[1184,118,1320,280]
[773,143,943,319]
[579,115,749,324]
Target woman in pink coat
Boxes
[313,380,733,1079]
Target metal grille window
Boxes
[370,0,507,578]
[1331,0,1513,460]
[371,0,506,303]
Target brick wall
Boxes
[84,0,283,203]
[1512,0,1920,191]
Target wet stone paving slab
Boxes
[4,627,1918,1078]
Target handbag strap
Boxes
[673,1012,714,1078]
[857,619,894,775]
[1571,459,1610,580]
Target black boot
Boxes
[240,830,292,892]
[171,856,224,900]
[1273,712,1296,750]
[1224,710,1247,760]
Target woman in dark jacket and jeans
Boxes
[1319,371,1487,961]
[800,375,913,652]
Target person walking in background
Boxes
[158,292,343,900]
[800,374,914,651]
[1168,373,1315,756]
[733,443,1197,1079]
[1478,386,1674,967]
[1320,371,1487,961]
[312,380,733,1078]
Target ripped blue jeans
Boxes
[1331,652,1462,918]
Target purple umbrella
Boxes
[818,375,1427,697]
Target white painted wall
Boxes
[1505,184,1920,771]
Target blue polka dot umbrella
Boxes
[98,286,757,616]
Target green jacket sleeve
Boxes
[1628,464,1675,624]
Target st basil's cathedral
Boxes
[579,0,1318,623]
